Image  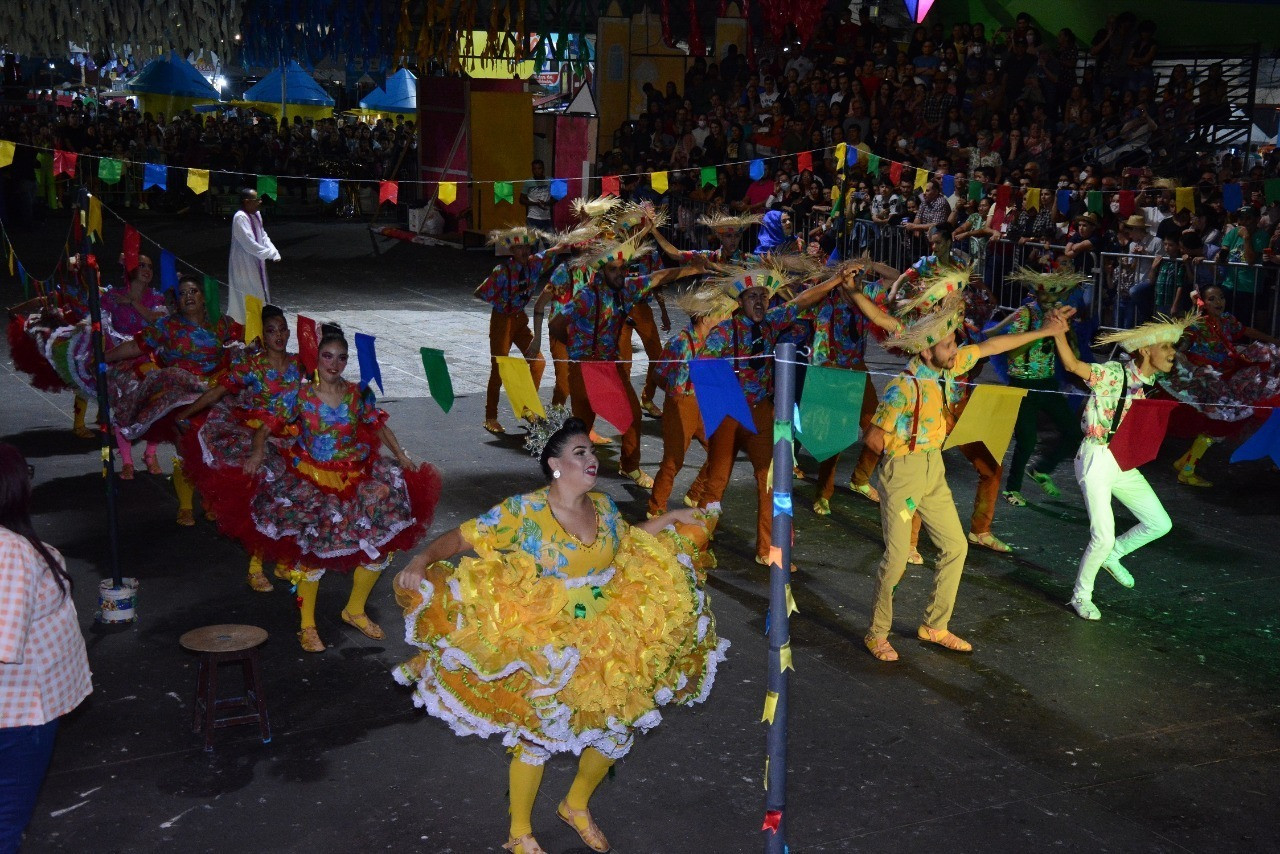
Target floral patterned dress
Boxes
[1161,313,1280,431]
[7,300,84,394]
[203,381,441,572]
[393,488,728,763]
[110,315,242,442]
[65,284,169,399]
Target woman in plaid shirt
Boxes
[0,444,92,850]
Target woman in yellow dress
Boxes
[392,415,727,854]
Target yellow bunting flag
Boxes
[943,384,1028,462]
[496,355,546,420]
[785,582,798,615]
[438,182,457,205]
[8,247,14,276]
[1025,188,1041,211]
[1175,186,1196,214]
[0,140,13,168]
[762,690,779,724]
[187,168,210,195]
[835,142,847,169]
[779,641,794,672]
[243,294,264,343]
[914,166,930,191]
[87,196,103,241]
[651,171,668,193]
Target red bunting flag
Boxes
[53,149,77,177]
[296,315,319,375]
[1109,398,1179,470]
[1117,190,1136,218]
[888,160,903,185]
[762,810,782,833]
[601,175,621,197]
[580,362,635,434]
[379,181,398,206]
[995,183,1011,209]
[122,225,141,273]
[796,151,813,174]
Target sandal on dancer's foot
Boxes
[557,800,611,853]
[176,509,195,527]
[1002,490,1026,507]
[813,498,831,516]
[865,636,899,662]
[502,833,547,854]
[1028,469,1061,498]
[588,430,612,446]
[907,549,924,565]
[641,398,663,418]
[297,626,325,652]
[849,481,881,503]
[483,419,505,435]
[968,531,1012,553]
[247,571,273,593]
[619,468,654,489]
[341,610,385,640]
[1177,468,1213,488]
[144,452,163,475]
[119,464,135,481]
[917,625,973,652]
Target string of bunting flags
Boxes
[4,135,1274,214]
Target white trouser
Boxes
[1073,442,1172,599]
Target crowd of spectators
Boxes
[599,8,1280,333]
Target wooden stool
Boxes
[179,624,271,752]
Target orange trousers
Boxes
[696,400,774,559]
[910,441,1001,547]
[618,301,663,404]
[816,373,882,500]
[549,333,570,407]
[568,360,643,472]
[485,310,546,421]
[648,392,707,517]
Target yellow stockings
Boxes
[508,757,544,840]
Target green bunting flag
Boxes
[968,179,983,201]
[256,174,278,201]
[98,157,123,185]
[203,275,221,322]
[494,181,515,204]
[700,166,718,188]
[419,347,455,413]
[1087,190,1103,214]
[796,366,868,462]
[866,154,880,177]
[1265,179,1280,205]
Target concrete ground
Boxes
[3,210,1279,853]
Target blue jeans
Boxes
[0,719,59,854]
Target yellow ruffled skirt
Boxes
[393,523,729,760]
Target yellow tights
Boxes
[507,748,613,841]
[171,458,194,511]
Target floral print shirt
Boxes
[1079,360,1154,445]
[564,271,659,360]
[286,382,386,465]
[1004,304,1058,380]
[475,253,553,313]
[777,291,871,370]
[136,315,241,375]
[656,324,705,396]
[222,350,306,425]
[461,488,626,580]
[1183,314,1243,370]
[102,285,166,337]
[700,308,791,407]
[872,344,982,459]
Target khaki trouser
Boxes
[910,441,1001,547]
[868,450,969,641]
[485,310,546,420]
[648,392,706,516]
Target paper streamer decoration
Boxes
[749,159,765,180]
[943,384,1027,462]
[847,144,859,166]
[121,224,140,273]
[762,810,781,833]
[888,161,902,184]
[866,153,880,176]
[1057,189,1072,215]
[600,175,621,197]
[689,358,755,435]
[794,366,867,462]
[379,180,399,205]
[795,152,813,174]
[549,179,568,200]
[1222,183,1243,212]
[941,174,955,197]
[913,166,929,191]
[354,332,383,394]
[419,348,454,413]
[700,166,718,187]
[53,149,77,177]
[494,181,514,203]
[1108,397,1179,470]
[187,169,209,195]
[86,196,102,241]
[761,691,779,723]
[158,250,178,295]
[143,162,166,191]
[779,641,793,672]
[1229,407,1280,466]
[98,157,122,184]
[785,583,798,615]
[1117,190,1135,217]
[318,178,340,204]
[1025,187,1041,211]
[968,179,983,201]
[1087,190,1103,213]
[257,175,278,201]
[496,355,547,419]
[834,143,846,168]
[296,315,319,374]
[651,171,668,193]
[438,181,458,205]
[580,362,635,434]
[202,275,221,322]
[243,293,264,343]
[1175,186,1195,213]
[0,140,13,167]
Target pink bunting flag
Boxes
[1109,398,1179,471]
[580,362,635,434]
[379,181,399,206]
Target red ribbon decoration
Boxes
[1108,397,1179,470]
[762,810,782,833]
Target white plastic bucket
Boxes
[97,578,139,623]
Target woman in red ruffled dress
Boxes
[215,323,441,652]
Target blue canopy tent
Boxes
[241,61,335,120]
[124,52,222,116]
[356,68,417,117]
